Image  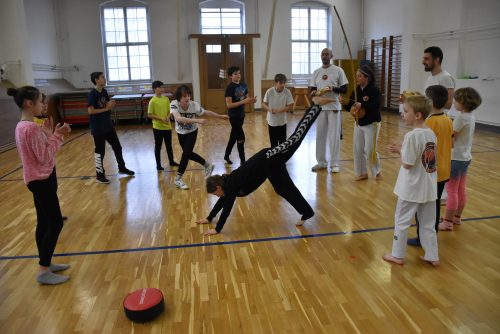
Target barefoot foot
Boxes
[420,256,440,267]
[382,253,404,265]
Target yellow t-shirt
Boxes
[148,96,172,130]
[33,117,45,126]
[425,113,453,182]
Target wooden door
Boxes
[196,35,256,114]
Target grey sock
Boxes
[49,263,71,272]
[37,271,70,285]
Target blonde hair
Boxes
[404,95,432,119]
[454,87,482,112]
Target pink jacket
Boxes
[15,121,64,184]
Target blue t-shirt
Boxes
[225,82,247,119]
[87,88,114,135]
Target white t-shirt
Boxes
[263,87,294,127]
[170,100,205,135]
[309,65,348,111]
[394,128,437,203]
[424,70,456,116]
[452,112,475,161]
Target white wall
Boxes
[0,0,34,86]
[25,0,62,80]
[363,0,500,126]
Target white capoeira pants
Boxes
[392,199,439,261]
[315,110,342,167]
[353,122,381,177]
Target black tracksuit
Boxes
[207,104,323,232]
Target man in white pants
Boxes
[308,48,348,173]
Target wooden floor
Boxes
[1,111,499,333]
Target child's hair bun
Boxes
[7,88,18,97]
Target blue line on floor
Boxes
[1,215,499,261]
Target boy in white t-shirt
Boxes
[383,95,439,267]
[262,74,294,147]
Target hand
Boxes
[195,218,210,225]
[197,118,207,125]
[42,117,54,136]
[163,117,170,123]
[338,95,344,104]
[388,144,401,154]
[354,102,362,110]
[245,96,257,104]
[219,115,229,120]
[202,229,219,236]
[107,100,116,110]
[55,122,71,137]
[312,96,336,106]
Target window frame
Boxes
[291,2,331,79]
[199,0,245,34]
[100,0,153,84]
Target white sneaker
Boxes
[204,163,215,178]
[330,166,340,173]
[175,179,189,190]
[311,164,327,172]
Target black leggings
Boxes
[225,117,245,162]
[415,180,447,238]
[265,104,323,219]
[93,129,125,174]
[27,169,64,267]
[153,128,175,167]
[268,124,287,148]
[178,130,205,175]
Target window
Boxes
[101,2,152,82]
[200,1,244,34]
[291,4,330,77]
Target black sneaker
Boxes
[96,174,110,184]
[407,237,422,247]
[157,166,164,171]
[224,156,233,165]
[118,168,135,176]
[169,161,180,167]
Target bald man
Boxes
[308,48,348,173]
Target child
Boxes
[408,85,453,246]
[195,97,334,236]
[383,95,439,266]
[170,85,229,190]
[147,80,179,171]
[262,73,294,147]
[223,66,257,165]
[35,93,69,220]
[87,71,135,184]
[439,87,482,231]
[33,93,48,126]
[9,86,72,284]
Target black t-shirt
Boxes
[87,88,114,135]
[225,82,247,118]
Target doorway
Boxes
[194,34,256,114]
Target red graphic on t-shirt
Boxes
[421,142,436,173]
[322,74,328,80]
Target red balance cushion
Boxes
[123,288,164,322]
